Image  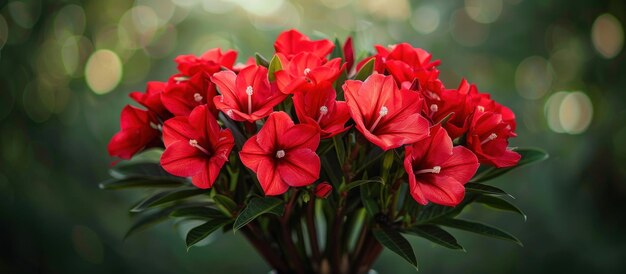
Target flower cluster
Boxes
[108,29,520,206]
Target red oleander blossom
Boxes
[314,182,332,199]
[404,125,479,206]
[343,74,429,150]
[108,105,162,160]
[293,83,351,138]
[356,43,441,76]
[212,65,287,122]
[129,81,171,120]
[274,29,334,60]
[162,73,217,117]
[274,52,344,94]
[423,79,475,139]
[239,112,321,195]
[466,109,520,168]
[174,48,237,76]
[160,105,234,189]
[343,36,355,74]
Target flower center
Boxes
[304,68,311,76]
[189,139,210,155]
[275,150,286,159]
[430,104,438,113]
[246,86,253,114]
[317,105,328,123]
[415,166,441,175]
[369,106,388,132]
[193,93,203,102]
[477,105,485,112]
[481,133,498,145]
[149,122,162,131]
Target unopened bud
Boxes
[314,182,333,199]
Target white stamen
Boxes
[246,86,253,114]
[149,122,162,131]
[317,105,328,123]
[430,104,438,113]
[193,93,203,102]
[174,76,189,83]
[369,106,388,132]
[189,139,210,155]
[226,109,234,118]
[304,68,311,75]
[481,133,498,145]
[477,105,485,112]
[276,150,286,158]
[415,166,442,175]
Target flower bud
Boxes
[314,182,332,199]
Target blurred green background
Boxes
[1,0,625,273]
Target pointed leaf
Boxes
[475,195,526,221]
[186,219,231,249]
[268,54,283,82]
[465,183,513,198]
[405,225,464,251]
[170,206,227,220]
[436,219,523,246]
[255,52,269,67]
[333,135,346,166]
[354,58,374,81]
[131,188,210,212]
[471,148,548,182]
[110,162,173,179]
[233,197,284,231]
[330,37,344,59]
[414,193,477,224]
[372,226,418,269]
[213,194,238,215]
[340,177,383,192]
[124,209,171,239]
[99,176,187,190]
[219,113,246,149]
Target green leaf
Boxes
[405,225,464,251]
[233,197,284,231]
[170,206,227,220]
[330,37,344,60]
[372,226,418,269]
[471,148,548,183]
[333,135,346,166]
[465,183,513,198]
[109,162,172,179]
[353,58,374,81]
[340,177,383,192]
[99,176,187,190]
[436,219,523,246]
[131,188,210,212]
[186,219,231,249]
[362,198,379,217]
[124,209,171,239]
[213,194,238,215]
[414,194,477,224]
[475,195,527,221]
[218,113,246,149]
[268,54,283,82]
[255,52,269,67]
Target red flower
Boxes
[293,83,351,138]
[356,43,440,77]
[403,125,479,206]
[239,112,321,195]
[233,57,257,73]
[212,65,287,122]
[174,48,237,76]
[424,79,474,139]
[108,105,161,160]
[343,74,429,150]
[161,73,217,117]
[129,81,171,120]
[160,105,234,189]
[274,29,334,60]
[274,52,344,94]
[466,109,520,168]
[343,36,355,74]
[314,182,332,199]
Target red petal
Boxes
[441,146,479,184]
[280,124,320,151]
[277,148,320,187]
[256,111,294,150]
[160,140,205,177]
[162,116,197,147]
[240,138,271,171]
[414,174,465,207]
[257,158,289,195]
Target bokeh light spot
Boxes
[410,5,440,34]
[450,9,489,47]
[85,50,123,95]
[545,91,593,134]
[465,0,503,24]
[320,0,353,9]
[515,56,553,99]
[233,0,284,17]
[8,0,41,29]
[54,5,86,40]
[591,13,624,59]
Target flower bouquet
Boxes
[102,29,547,273]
